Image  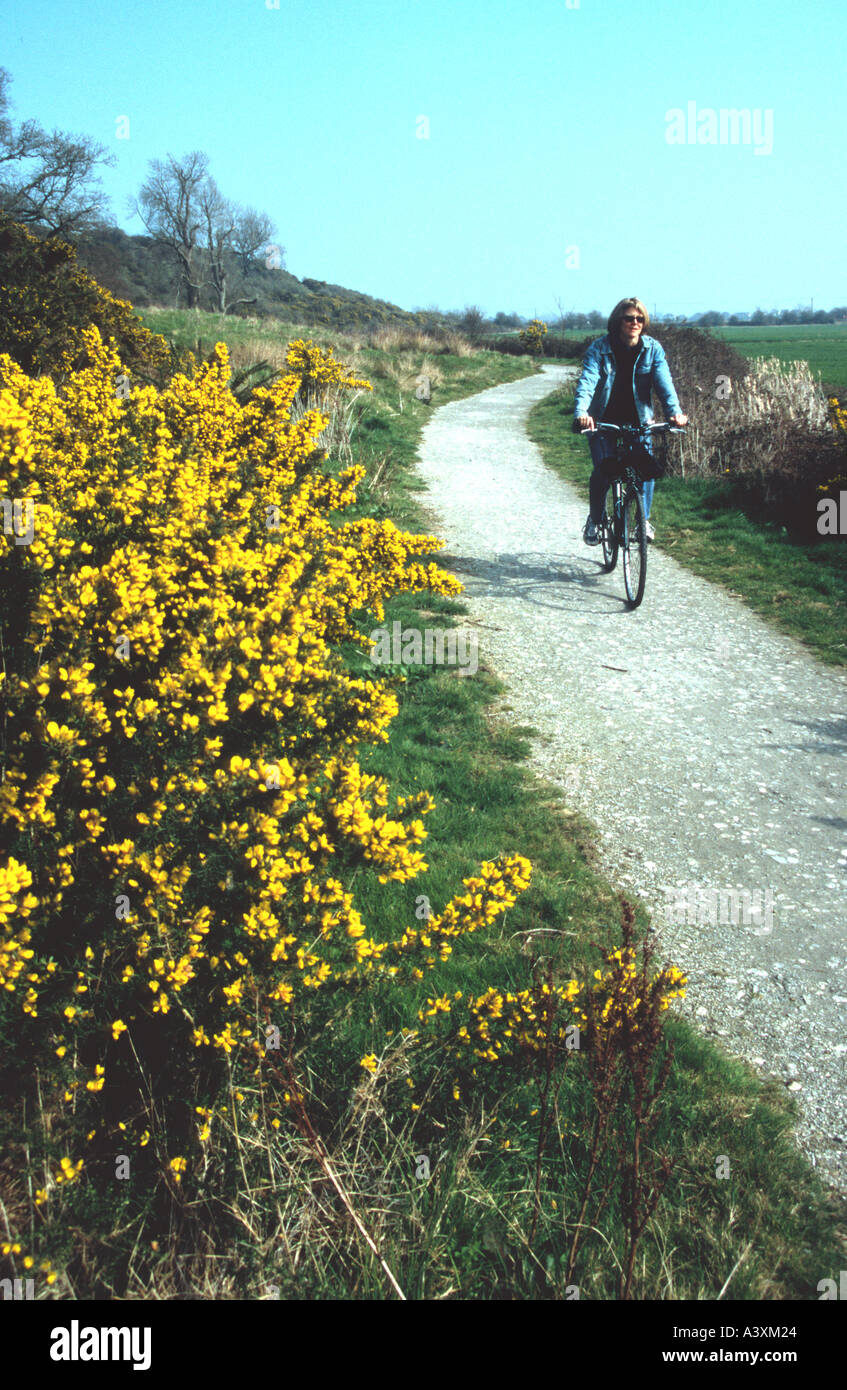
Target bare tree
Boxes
[458,304,487,343]
[553,296,572,333]
[199,176,235,313]
[231,205,279,276]
[199,185,264,314]
[0,67,114,237]
[131,151,209,309]
[133,154,275,313]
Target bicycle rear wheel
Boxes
[622,485,647,607]
[601,482,619,572]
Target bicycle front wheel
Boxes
[622,486,647,607]
[601,482,619,572]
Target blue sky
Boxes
[2,0,843,318]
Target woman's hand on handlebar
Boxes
[670,412,688,427]
[576,414,594,430]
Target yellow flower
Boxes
[168,1156,187,1182]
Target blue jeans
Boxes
[588,433,655,523]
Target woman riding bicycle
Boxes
[574,297,688,544]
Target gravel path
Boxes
[416,363,847,1194]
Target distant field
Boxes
[705,324,847,394]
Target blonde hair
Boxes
[607,297,650,337]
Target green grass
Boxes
[527,385,847,667]
[708,323,847,394]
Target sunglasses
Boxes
[622,315,645,324]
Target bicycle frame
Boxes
[579,421,685,608]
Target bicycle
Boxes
[579,421,686,608]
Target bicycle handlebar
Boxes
[577,421,686,435]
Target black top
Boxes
[605,340,641,426]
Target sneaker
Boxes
[583,516,601,546]
[644,520,655,542]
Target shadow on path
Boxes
[441,550,636,614]
[785,714,847,755]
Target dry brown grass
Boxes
[369,325,443,354]
[368,324,476,358]
[665,356,834,480]
[381,352,445,394]
[225,335,292,375]
[440,330,476,357]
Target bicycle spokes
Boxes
[602,486,619,573]
[622,489,647,607]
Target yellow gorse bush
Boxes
[417,950,687,1067]
[0,325,539,1251]
[821,396,847,492]
[284,336,373,461]
[519,319,548,355]
[0,213,179,383]
[828,397,847,437]
[424,979,581,1064]
[284,337,372,395]
[576,945,687,1044]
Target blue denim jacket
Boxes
[573,334,681,428]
